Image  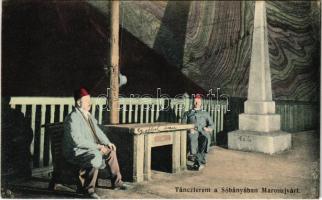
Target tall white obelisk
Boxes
[228,1,291,154]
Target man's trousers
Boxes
[78,148,123,194]
[188,132,210,166]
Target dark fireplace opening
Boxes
[151,145,172,173]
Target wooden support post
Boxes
[108,0,120,124]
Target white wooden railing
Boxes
[9,97,228,170]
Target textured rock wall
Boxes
[268,1,320,101]
[90,1,320,101]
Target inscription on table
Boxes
[136,126,177,134]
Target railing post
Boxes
[140,104,144,124]
[134,104,138,123]
[183,96,190,115]
[48,105,55,166]
[30,104,36,167]
[39,104,46,168]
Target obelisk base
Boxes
[228,130,291,154]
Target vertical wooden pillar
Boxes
[108,0,120,124]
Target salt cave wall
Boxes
[90,1,320,101]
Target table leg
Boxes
[172,131,181,173]
[133,134,144,182]
[180,130,187,170]
[144,134,152,180]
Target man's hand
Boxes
[107,143,116,151]
[99,146,109,155]
[203,127,212,133]
[97,144,104,150]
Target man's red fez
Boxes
[194,94,202,100]
[74,87,90,101]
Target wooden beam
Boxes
[108,0,120,124]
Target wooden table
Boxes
[104,123,194,182]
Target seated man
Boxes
[62,87,126,198]
[182,94,214,171]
